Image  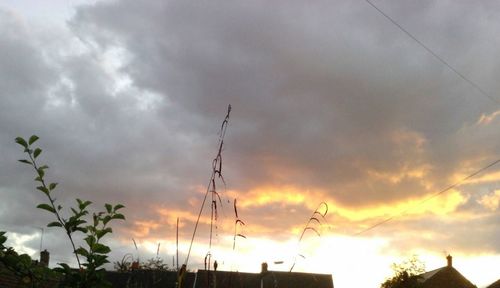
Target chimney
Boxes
[261,262,268,274]
[446,254,452,267]
[40,250,49,267]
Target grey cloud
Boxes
[69,0,500,205]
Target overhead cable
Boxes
[354,158,500,236]
[364,0,500,105]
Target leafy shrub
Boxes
[0,231,58,287]
[16,135,126,287]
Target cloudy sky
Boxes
[1,0,499,287]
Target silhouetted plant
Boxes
[0,231,57,287]
[185,105,231,267]
[141,243,173,271]
[290,202,329,272]
[113,253,134,272]
[140,257,171,271]
[181,105,231,288]
[16,135,126,287]
[380,255,425,288]
[232,199,246,251]
[114,253,174,272]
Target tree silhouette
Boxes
[381,255,425,288]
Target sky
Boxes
[0,0,499,287]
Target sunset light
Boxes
[1,1,499,287]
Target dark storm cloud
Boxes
[1,0,499,264]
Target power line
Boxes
[364,0,500,105]
[354,158,500,236]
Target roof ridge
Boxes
[418,266,445,282]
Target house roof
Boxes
[194,270,334,288]
[487,279,500,288]
[419,267,443,282]
[105,270,195,288]
[417,266,476,288]
[104,269,334,288]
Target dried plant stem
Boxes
[184,105,231,267]
[232,199,246,251]
[289,202,328,272]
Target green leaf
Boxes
[74,219,86,226]
[92,254,109,268]
[18,159,32,165]
[33,148,42,159]
[96,227,112,239]
[28,135,39,145]
[102,215,112,225]
[77,199,92,210]
[0,232,6,245]
[76,247,89,257]
[87,225,96,233]
[105,203,112,213]
[84,235,96,248]
[37,168,45,178]
[75,227,88,233]
[36,204,55,214]
[36,186,49,195]
[38,165,49,170]
[114,204,125,211]
[93,243,111,254]
[47,222,62,228]
[57,263,72,273]
[34,176,42,182]
[49,182,58,190]
[52,267,64,273]
[15,137,28,148]
[66,216,86,231]
[112,213,125,220]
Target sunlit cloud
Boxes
[235,186,308,208]
[231,184,467,224]
[478,189,500,211]
[464,170,500,185]
[476,109,500,125]
[331,189,468,223]
[130,220,160,238]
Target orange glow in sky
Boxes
[121,182,500,288]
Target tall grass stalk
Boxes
[184,105,232,267]
[289,202,329,272]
